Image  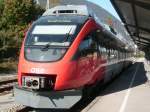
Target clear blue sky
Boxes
[87,0,121,20]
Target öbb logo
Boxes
[30,68,45,73]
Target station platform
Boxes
[82,58,150,112]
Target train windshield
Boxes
[26,25,77,46]
[24,24,78,62]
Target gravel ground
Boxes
[0,74,23,112]
[0,93,25,112]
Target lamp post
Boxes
[46,0,50,9]
[36,0,39,4]
[46,0,60,9]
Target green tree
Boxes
[0,0,4,12]
[0,0,45,58]
[0,0,4,18]
[0,0,44,29]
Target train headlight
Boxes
[32,80,39,87]
[26,81,32,87]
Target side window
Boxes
[78,33,98,57]
[95,30,108,60]
[89,36,97,51]
[79,35,91,51]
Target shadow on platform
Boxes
[101,62,147,95]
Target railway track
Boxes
[0,78,17,93]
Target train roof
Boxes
[42,5,94,17]
[34,5,135,52]
[36,5,92,25]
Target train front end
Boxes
[14,15,89,109]
[13,5,101,109]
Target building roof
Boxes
[111,0,150,51]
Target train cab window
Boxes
[26,25,77,46]
[24,25,78,62]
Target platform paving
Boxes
[82,58,150,112]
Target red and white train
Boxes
[14,5,135,109]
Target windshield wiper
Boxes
[63,27,73,42]
[41,28,73,51]
[41,42,52,51]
